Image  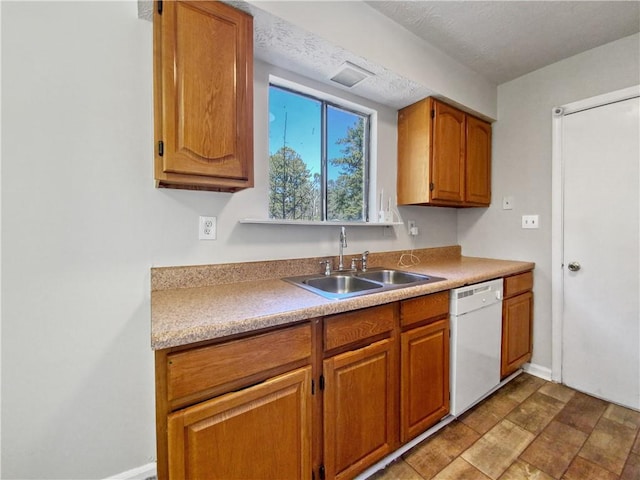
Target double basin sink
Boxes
[285,268,446,300]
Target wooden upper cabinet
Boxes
[397,98,432,205]
[153,0,254,192]
[397,97,492,207]
[465,115,492,205]
[431,101,466,203]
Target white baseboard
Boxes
[523,362,552,381]
[105,462,157,480]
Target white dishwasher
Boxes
[450,278,503,416]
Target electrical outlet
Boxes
[521,215,539,229]
[199,216,217,240]
[502,196,514,210]
[407,220,419,236]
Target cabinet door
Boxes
[323,339,397,480]
[167,367,312,480]
[431,100,466,203]
[401,319,449,442]
[397,98,432,205]
[465,116,492,205]
[501,292,533,377]
[155,1,253,191]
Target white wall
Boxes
[2,2,157,478]
[458,33,640,370]
[1,1,458,477]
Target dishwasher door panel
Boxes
[450,302,502,416]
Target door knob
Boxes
[568,262,581,272]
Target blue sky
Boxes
[268,86,360,178]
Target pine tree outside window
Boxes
[268,83,370,222]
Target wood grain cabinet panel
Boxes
[400,293,450,443]
[323,339,398,480]
[324,303,396,352]
[465,115,492,205]
[431,101,466,203]
[401,319,450,442]
[155,323,313,480]
[154,0,253,191]
[166,323,311,407]
[397,97,491,207]
[167,367,312,480]
[504,271,534,297]
[501,271,534,378]
[400,290,449,328]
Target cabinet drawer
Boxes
[504,271,533,298]
[400,291,449,328]
[166,323,311,403]
[324,304,396,352]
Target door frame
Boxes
[550,85,640,382]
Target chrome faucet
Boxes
[319,259,332,276]
[350,250,370,272]
[338,226,347,270]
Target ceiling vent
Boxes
[330,62,374,88]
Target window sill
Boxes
[239,218,403,227]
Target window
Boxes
[268,83,370,222]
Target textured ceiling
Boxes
[366,1,640,84]
[241,2,436,109]
[139,1,640,109]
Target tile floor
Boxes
[369,373,640,480]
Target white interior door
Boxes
[562,96,640,409]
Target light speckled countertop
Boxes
[151,246,534,350]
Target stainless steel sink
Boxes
[356,269,431,285]
[304,275,382,295]
[284,268,445,300]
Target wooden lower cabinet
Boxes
[156,292,456,479]
[399,291,450,443]
[155,323,313,480]
[323,338,398,480]
[501,271,534,377]
[501,292,533,377]
[401,318,449,442]
[167,367,312,480]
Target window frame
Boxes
[268,78,372,223]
